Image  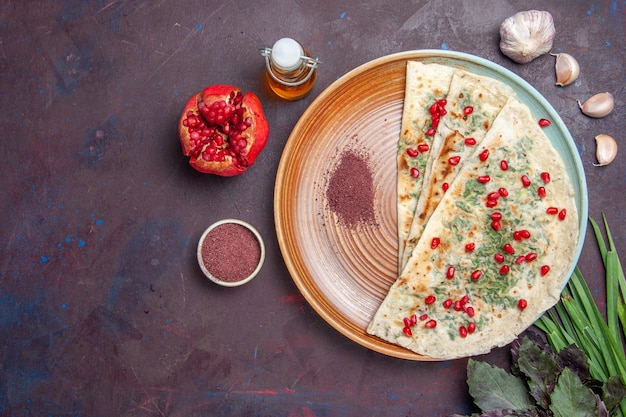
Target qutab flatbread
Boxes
[400,70,515,273]
[397,62,454,273]
[369,96,578,359]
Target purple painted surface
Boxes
[1,1,624,416]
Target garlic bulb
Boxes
[552,53,579,86]
[593,134,617,166]
[499,10,556,64]
[578,92,614,118]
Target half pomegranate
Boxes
[178,84,269,176]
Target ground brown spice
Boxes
[201,223,261,282]
[326,150,376,227]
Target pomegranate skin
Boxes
[178,84,269,176]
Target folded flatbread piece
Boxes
[397,62,454,273]
[369,96,578,359]
[400,70,515,272]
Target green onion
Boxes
[536,214,626,417]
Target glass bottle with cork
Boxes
[261,38,320,100]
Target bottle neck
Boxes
[261,48,320,87]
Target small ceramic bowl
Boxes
[197,219,265,287]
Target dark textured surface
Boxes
[1,1,624,416]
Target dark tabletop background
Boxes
[1,1,624,416]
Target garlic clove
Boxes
[499,10,556,64]
[593,134,617,166]
[578,92,615,118]
[552,53,579,86]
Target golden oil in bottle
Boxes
[261,38,319,101]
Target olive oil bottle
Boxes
[261,38,320,101]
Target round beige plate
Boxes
[274,50,587,360]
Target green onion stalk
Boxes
[536,214,626,417]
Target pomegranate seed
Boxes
[429,103,438,114]
[410,314,418,325]
[503,243,515,254]
[538,186,547,198]
[425,320,437,329]
[419,313,429,321]
[546,207,559,215]
[500,160,509,171]
[479,149,489,161]
[486,199,498,208]
[463,106,474,115]
[494,253,505,263]
[442,182,449,192]
[417,143,429,153]
[439,108,448,116]
[431,237,441,249]
[465,306,475,317]
[425,295,436,305]
[491,220,502,231]
[521,175,531,187]
[541,172,551,183]
[431,118,440,128]
[471,269,482,281]
[499,265,510,275]
[465,137,477,146]
[404,317,411,328]
[426,127,436,136]
[515,255,526,265]
[518,299,528,309]
[454,300,463,311]
[459,326,468,338]
[448,155,461,166]
[406,148,419,157]
[403,327,412,337]
[443,299,453,309]
[477,175,491,183]
[491,212,502,221]
[468,322,476,333]
[411,167,420,178]
[558,209,567,220]
[520,230,531,239]
[538,118,551,127]
[541,265,550,276]
[465,242,476,252]
[498,187,509,197]
[513,231,523,241]
[446,266,456,279]
[437,99,447,107]
[525,252,538,262]
[487,192,500,201]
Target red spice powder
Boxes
[201,223,261,282]
[326,150,376,227]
